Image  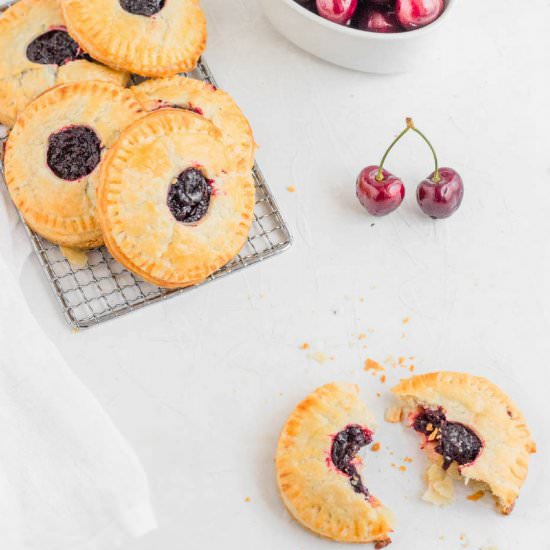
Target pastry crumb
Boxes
[376,392,381,398]
[403,456,413,463]
[308,351,327,364]
[299,342,309,350]
[371,442,381,452]
[244,497,251,503]
[409,364,415,372]
[402,317,410,324]
[364,358,384,373]
[358,332,366,340]
[379,374,386,383]
[399,465,407,472]
[384,406,403,423]
[423,464,455,506]
[398,356,406,365]
[286,185,296,192]
[467,490,485,501]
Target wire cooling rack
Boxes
[0,4,292,327]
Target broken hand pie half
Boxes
[276,383,394,547]
[392,371,536,515]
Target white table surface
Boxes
[12,0,550,548]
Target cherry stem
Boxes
[376,118,441,183]
[409,123,440,183]
[376,124,411,182]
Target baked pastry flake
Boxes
[276,382,394,546]
[3,80,144,248]
[132,76,256,172]
[0,0,129,127]
[61,0,207,77]
[391,371,536,515]
[97,109,255,288]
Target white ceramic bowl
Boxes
[261,0,455,74]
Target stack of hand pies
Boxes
[0,0,256,288]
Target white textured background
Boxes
[13,0,550,548]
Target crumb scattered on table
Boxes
[402,317,410,324]
[385,406,403,423]
[299,342,309,350]
[364,358,385,373]
[244,497,251,503]
[286,185,296,192]
[308,351,327,365]
[371,442,381,452]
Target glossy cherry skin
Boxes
[357,8,401,32]
[395,0,444,30]
[316,0,358,24]
[416,167,463,219]
[356,166,405,216]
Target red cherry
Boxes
[356,166,405,216]
[316,0,358,24]
[417,168,463,218]
[362,8,402,33]
[395,0,444,30]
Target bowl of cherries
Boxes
[261,0,455,73]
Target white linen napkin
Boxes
[0,127,157,547]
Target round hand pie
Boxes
[132,76,256,172]
[392,371,536,515]
[0,0,129,127]
[4,80,144,248]
[276,383,394,547]
[97,109,255,288]
[61,0,207,77]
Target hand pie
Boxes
[61,0,207,77]
[3,80,144,248]
[132,76,256,172]
[276,383,394,547]
[97,109,255,288]
[391,371,536,515]
[0,0,128,127]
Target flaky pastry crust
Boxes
[4,80,144,248]
[392,371,536,514]
[276,383,394,546]
[0,0,128,127]
[61,0,207,77]
[97,109,255,288]
[132,76,256,172]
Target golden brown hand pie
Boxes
[97,109,255,288]
[3,80,144,248]
[0,0,128,127]
[61,0,207,77]
[132,76,256,172]
[276,383,394,547]
[392,371,536,515]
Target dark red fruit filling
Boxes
[153,101,204,116]
[119,0,165,16]
[26,29,88,66]
[167,168,212,223]
[413,408,482,470]
[47,126,101,181]
[331,425,373,497]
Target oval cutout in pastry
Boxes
[276,383,394,547]
[0,0,128,127]
[4,80,144,248]
[391,371,536,514]
[97,109,255,288]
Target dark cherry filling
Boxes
[330,425,373,497]
[119,0,165,16]
[47,126,101,181]
[153,101,204,116]
[413,407,482,470]
[26,29,88,66]
[167,168,211,223]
